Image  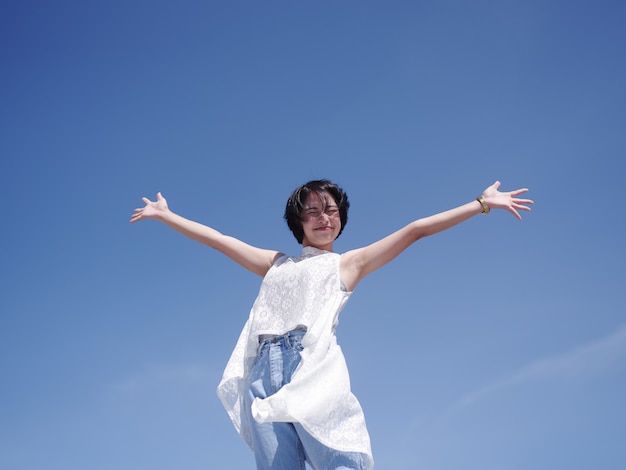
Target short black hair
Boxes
[284,179,350,244]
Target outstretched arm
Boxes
[130,192,282,277]
[340,181,533,291]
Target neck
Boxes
[303,241,334,252]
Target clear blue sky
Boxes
[1,1,625,469]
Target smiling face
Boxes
[300,191,341,251]
[284,179,350,246]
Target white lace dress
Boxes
[217,246,373,468]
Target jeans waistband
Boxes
[258,328,307,347]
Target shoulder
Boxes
[339,248,366,292]
[271,252,290,267]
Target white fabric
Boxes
[217,246,373,468]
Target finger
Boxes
[514,198,534,205]
[512,203,532,212]
[510,188,529,196]
[509,207,522,221]
[492,181,502,190]
[142,197,151,204]
[157,192,164,200]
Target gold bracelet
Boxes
[476,195,490,214]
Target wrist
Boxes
[476,195,490,214]
[158,207,175,222]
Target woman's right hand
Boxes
[481,181,533,220]
[129,192,169,223]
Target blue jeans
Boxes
[244,330,365,470]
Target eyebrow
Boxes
[303,204,338,210]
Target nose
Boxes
[317,212,331,222]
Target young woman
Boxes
[130,179,533,470]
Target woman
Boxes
[130,179,533,469]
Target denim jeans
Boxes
[244,330,365,470]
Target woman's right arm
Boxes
[130,192,282,277]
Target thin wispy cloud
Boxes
[442,323,626,419]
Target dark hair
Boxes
[284,179,350,244]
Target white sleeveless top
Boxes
[217,246,373,468]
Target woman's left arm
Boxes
[340,181,533,291]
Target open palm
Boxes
[129,192,169,223]
[482,181,534,220]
